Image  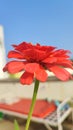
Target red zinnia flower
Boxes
[3,42,73,85]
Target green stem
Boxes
[25,79,39,130]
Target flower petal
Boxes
[48,66,72,81]
[35,44,56,52]
[8,51,24,59]
[57,59,73,69]
[24,63,40,73]
[3,63,8,72]
[51,49,71,57]
[35,66,48,82]
[12,44,18,48]
[20,72,34,85]
[14,42,33,52]
[22,49,46,61]
[4,61,27,74]
[42,57,57,63]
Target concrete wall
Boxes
[0,79,73,101]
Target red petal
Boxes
[43,57,57,63]
[22,49,46,61]
[3,63,8,72]
[20,72,34,85]
[57,59,73,69]
[32,49,46,61]
[35,44,56,52]
[35,66,48,82]
[7,61,26,74]
[48,66,72,81]
[15,42,33,52]
[8,51,24,59]
[12,44,18,48]
[24,63,40,73]
[52,49,71,57]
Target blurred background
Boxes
[0,0,73,100]
[0,1,73,129]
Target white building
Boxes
[0,25,8,79]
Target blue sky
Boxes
[0,0,73,58]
